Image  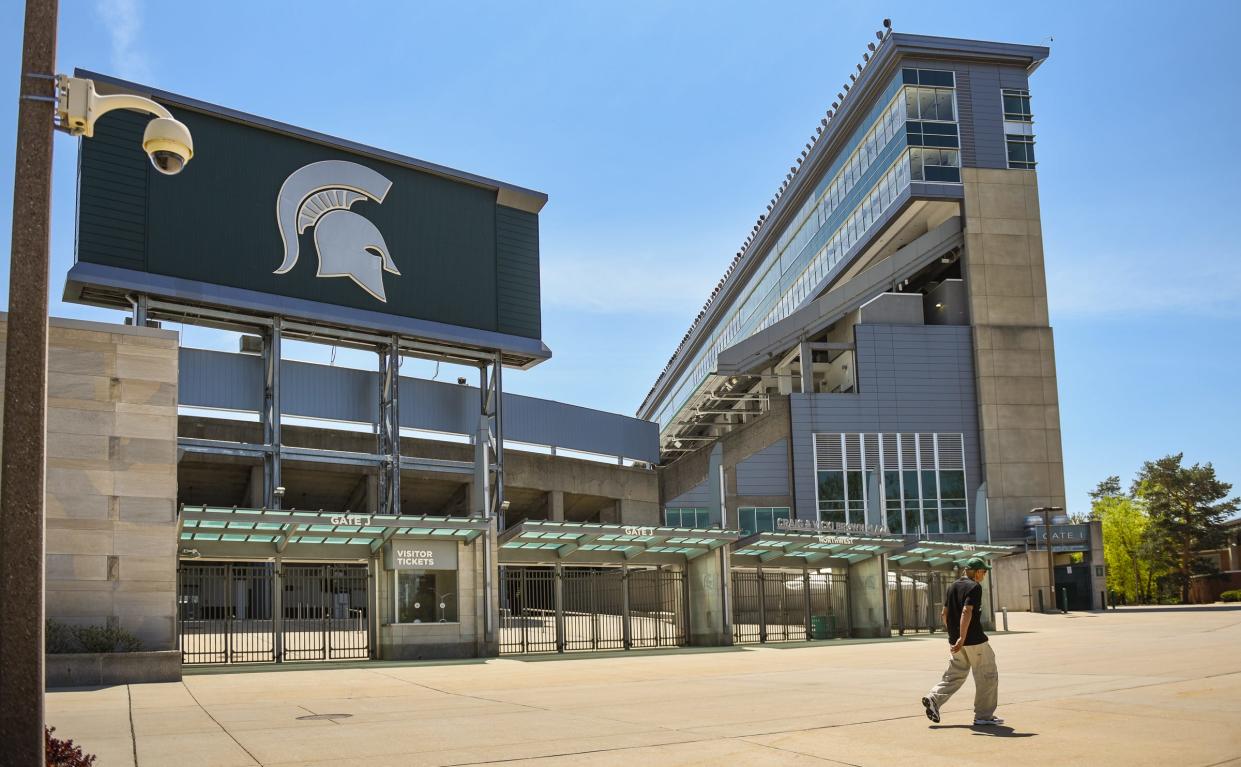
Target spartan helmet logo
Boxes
[275,160,400,302]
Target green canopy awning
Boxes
[888,540,1017,569]
[177,506,488,559]
[498,520,739,565]
[730,530,905,568]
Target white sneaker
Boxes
[973,716,1005,726]
[922,696,941,723]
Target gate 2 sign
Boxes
[385,540,458,571]
[65,70,551,368]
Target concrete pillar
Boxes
[617,499,659,526]
[548,490,564,522]
[707,444,725,528]
[687,549,731,646]
[847,555,890,638]
[597,501,620,524]
[1088,519,1106,610]
[367,474,379,515]
[247,465,264,508]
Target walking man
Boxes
[921,557,1002,726]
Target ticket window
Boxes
[395,570,458,624]
[386,540,460,625]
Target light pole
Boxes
[1032,505,1063,613]
[2,3,59,761]
[1,4,193,756]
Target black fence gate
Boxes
[890,570,953,635]
[177,561,370,664]
[500,565,686,654]
[731,569,850,644]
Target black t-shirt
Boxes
[945,577,988,646]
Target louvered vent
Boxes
[918,433,936,468]
[814,433,844,470]
[938,433,965,470]
[900,433,917,469]
[882,433,899,471]
[864,433,880,472]
[845,433,863,470]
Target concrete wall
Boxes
[960,167,1066,538]
[790,324,982,527]
[686,549,730,645]
[992,552,1032,613]
[0,316,180,650]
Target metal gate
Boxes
[500,565,686,654]
[890,570,953,635]
[177,561,370,664]
[731,569,850,644]
[281,564,370,661]
[178,562,275,664]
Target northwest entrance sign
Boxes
[64,70,550,366]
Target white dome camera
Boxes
[142,116,194,175]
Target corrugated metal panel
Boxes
[735,439,790,496]
[495,206,541,339]
[78,109,148,270]
[790,324,981,518]
[178,349,658,462]
[667,479,711,508]
[955,69,976,167]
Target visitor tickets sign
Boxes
[384,540,458,571]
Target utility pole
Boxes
[1,0,59,762]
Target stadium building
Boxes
[16,29,1103,684]
[639,30,1105,616]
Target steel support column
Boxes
[262,318,283,508]
[621,564,632,650]
[377,338,401,516]
[802,568,812,641]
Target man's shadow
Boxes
[929,725,1036,738]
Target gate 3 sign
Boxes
[65,71,551,365]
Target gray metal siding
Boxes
[77,109,149,270]
[495,205,542,339]
[903,59,1033,170]
[735,439,791,496]
[789,324,981,520]
[667,480,711,508]
[179,348,657,462]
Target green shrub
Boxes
[45,620,143,654]
[73,624,142,653]
[1220,589,1241,603]
[45,620,79,654]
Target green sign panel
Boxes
[68,73,547,357]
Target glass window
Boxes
[817,471,846,524]
[884,471,903,533]
[1006,135,1036,169]
[395,570,457,623]
[738,507,791,535]
[935,91,955,122]
[665,507,710,528]
[1002,89,1032,122]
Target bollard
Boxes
[1001,607,1009,632]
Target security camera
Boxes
[274,486,286,497]
[142,116,194,175]
[55,75,194,175]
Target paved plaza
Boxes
[46,605,1241,766]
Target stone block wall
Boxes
[0,315,179,650]
[960,168,1067,537]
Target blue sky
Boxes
[1,1,1238,512]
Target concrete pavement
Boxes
[46,605,1241,766]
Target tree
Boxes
[1134,454,1239,604]
[1090,478,1166,603]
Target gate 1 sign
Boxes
[385,540,458,571]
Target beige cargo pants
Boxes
[927,641,998,718]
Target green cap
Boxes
[964,556,990,571]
